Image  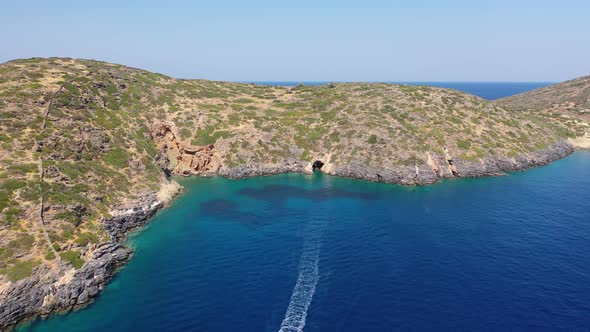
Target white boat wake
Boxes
[278,217,326,332]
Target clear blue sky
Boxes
[2,0,589,82]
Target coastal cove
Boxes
[18,150,590,331]
[1,58,590,330]
[3,2,590,330]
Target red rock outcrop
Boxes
[152,122,221,176]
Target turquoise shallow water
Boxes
[19,151,590,331]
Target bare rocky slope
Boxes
[0,58,586,329]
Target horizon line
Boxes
[234,80,556,84]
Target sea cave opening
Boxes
[312,160,324,172]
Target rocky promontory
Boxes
[0,188,179,330]
[0,242,131,328]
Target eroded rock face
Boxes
[328,162,440,185]
[216,141,575,185]
[452,140,574,177]
[0,243,131,330]
[102,191,163,240]
[152,122,221,176]
[218,158,306,178]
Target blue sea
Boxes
[18,84,590,331]
[247,82,552,100]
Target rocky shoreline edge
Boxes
[0,186,180,331]
[221,140,575,185]
[0,140,577,330]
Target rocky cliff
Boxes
[152,122,221,176]
[0,242,131,328]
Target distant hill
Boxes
[497,75,590,111]
[496,75,590,145]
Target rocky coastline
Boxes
[0,139,578,330]
[0,243,132,330]
[0,191,171,331]
[219,140,575,185]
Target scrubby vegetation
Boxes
[0,57,585,283]
[0,259,40,281]
[497,75,590,138]
[59,250,85,269]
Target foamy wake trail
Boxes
[278,217,326,332]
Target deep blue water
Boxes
[20,151,590,331]
[247,81,552,100]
